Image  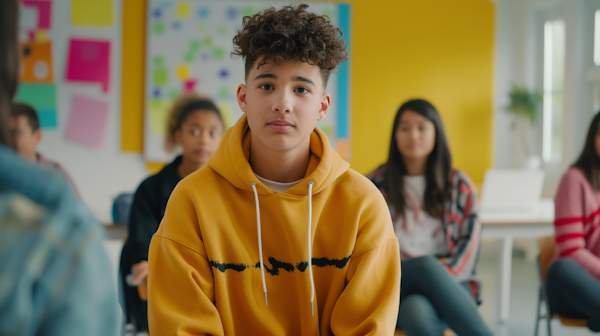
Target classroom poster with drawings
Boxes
[144,0,352,162]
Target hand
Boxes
[132,261,149,286]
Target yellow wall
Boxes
[122,0,495,183]
[341,0,495,183]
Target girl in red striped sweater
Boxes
[547,111,600,332]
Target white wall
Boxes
[33,0,147,223]
[493,0,597,196]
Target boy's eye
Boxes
[191,129,201,136]
[259,84,274,90]
[210,131,216,137]
[295,87,309,94]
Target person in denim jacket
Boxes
[0,1,119,335]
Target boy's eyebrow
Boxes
[292,76,316,86]
[253,73,276,81]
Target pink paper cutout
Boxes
[184,79,197,92]
[65,94,110,148]
[21,0,52,30]
[66,38,111,92]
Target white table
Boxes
[480,198,555,323]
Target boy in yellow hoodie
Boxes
[147,4,401,335]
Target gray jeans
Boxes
[397,256,493,336]
[546,257,600,332]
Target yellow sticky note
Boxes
[215,102,233,129]
[34,30,48,43]
[149,100,170,135]
[176,2,190,18]
[71,0,114,27]
[176,64,189,80]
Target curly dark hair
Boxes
[232,4,347,88]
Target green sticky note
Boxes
[241,6,255,17]
[168,89,180,100]
[15,84,57,129]
[153,67,168,86]
[203,37,212,46]
[185,52,195,63]
[154,22,165,34]
[219,27,228,37]
[198,22,206,32]
[321,125,334,138]
[322,8,334,20]
[153,56,164,66]
[218,87,229,98]
[213,47,225,60]
[190,40,201,51]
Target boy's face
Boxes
[9,115,41,162]
[237,58,330,154]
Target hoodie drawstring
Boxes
[307,181,315,316]
[250,183,268,307]
[250,181,316,317]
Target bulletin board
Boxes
[144,0,352,162]
[13,0,150,224]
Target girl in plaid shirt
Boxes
[368,99,492,336]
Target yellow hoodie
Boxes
[148,115,400,335]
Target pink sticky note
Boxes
[66,38,111,92]
[65,94,110,148]
[184,79,197,92]
[21,0,52,30]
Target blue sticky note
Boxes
[15,84,57,129]
[219,68,228,78]
[199,7,209,18]
[153,9,162,18]
[227,7,237,20]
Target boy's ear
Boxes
[317,93,331,122]
[237,84,248,113]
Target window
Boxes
[595,10,600,66]
[542,20,565,162]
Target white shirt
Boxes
[253,173,304,193]
[395,175,445,260]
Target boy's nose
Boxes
[272,91,293,113]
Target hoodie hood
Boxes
[208,114,350,196]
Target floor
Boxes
[477,239,595,336]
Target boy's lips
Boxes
[267,120,294,131]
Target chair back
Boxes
[537,236,556,282]
[112,193,134,226]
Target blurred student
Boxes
[147,5,400,335]
[119,95,224,331]
[367,99,493,336]
[0,1,119,334]
[546,111,600,332]
[10,102,80,197]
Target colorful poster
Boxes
[66,38,111,92]
[15,84,57,129]
[19,40,53,83]
[71,0,115,27]
[65,94,110,148]
[144,0,351,162]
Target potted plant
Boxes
[505,84,542,169]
